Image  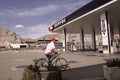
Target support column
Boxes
[64,28,67,51]
[109,24,114,53]
[80,28,85,51]
[62,28,67,51]
[119,24,120,37]
[100,11,111,54]
[92,28,96,51]
[110,25,114,43]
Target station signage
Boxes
[48,25,54,32]
[54,18,66,28]
[49,18,66,32]
[100,12,109,53]
[101,19,107,35]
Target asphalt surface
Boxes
[0,50,120,80]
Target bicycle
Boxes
[33,52,68,71]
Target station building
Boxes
[49,0,120,54]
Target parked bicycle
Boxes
[33,52,68,71]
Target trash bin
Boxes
[39,68,62,80]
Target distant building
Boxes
[10,43,28,48]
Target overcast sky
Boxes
[0,0,92,39]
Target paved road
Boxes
[0,50,120,80]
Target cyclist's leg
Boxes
[46,54,51,61]
[46,53,53,65]
[50,53,57,62]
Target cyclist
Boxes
[45,37,59,64]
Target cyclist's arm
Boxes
[52,48,60,54]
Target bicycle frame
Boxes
[46,53,61,63]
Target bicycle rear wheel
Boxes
[36,58,48,68]
[54,58,68,71]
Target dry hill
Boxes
[0,27,24,47]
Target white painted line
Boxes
[13,59,29,61]
[11,65,27,71]
[11,66,23,71]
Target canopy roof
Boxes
[51,0,119,34]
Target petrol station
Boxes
[49,0,120,54]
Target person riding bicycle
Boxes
[45,37,59,64]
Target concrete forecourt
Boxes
[0,50,120,80]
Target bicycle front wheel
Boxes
[54,58,68,71]
[36,58,48,68]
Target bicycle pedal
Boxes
[66,66,70,69]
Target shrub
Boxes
[22,65,40,80]
[22,65,61,80]
[106,58,120,67]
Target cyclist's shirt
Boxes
[45,41,55,54]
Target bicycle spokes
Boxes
[37,58,48,68]
[55,58,68,70]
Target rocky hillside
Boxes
[0,27,24,47]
